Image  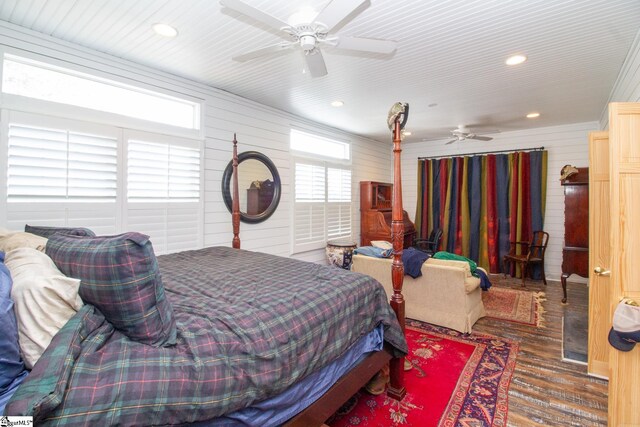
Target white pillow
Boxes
[0,232,47,253]
[5,247,83,369]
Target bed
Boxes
[2,103,411,426]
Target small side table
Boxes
[326,239,358,269]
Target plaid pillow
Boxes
[25,225,96,238]
[45,232,177,347]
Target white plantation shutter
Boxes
[2,111,203,254]
[294,163,326,249]
[68,132,118,198]
[7,123,117,202]
[169,145,201,200]
[127,139,200,202]
[293,162,352,253]
[327,168,352,239]
[128,140,169,200]
[126,134,202,254]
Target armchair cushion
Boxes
[424,258,472,275]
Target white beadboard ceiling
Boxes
[0,0,639,142]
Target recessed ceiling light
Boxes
[526,112,540,118]
[331,100,344,107]
[506,54,527,65]
[152,23,178,38]
[402,130,412,136]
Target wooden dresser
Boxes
[560,167,589,303]
[360,181,416,248]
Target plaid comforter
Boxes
[7,247,407,426]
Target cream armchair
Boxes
[352,255,486,333]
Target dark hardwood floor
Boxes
[473,275,607,426]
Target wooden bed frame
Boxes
[229,111,407,425]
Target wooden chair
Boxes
[413,228,443,256]
[503,230,549,286]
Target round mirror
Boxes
[221,151,281,224]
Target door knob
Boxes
[594,267,611,276]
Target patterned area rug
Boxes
[482,286,546,327]
[328,320,519,427]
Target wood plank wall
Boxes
[0,21,392,263]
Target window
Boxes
[125,134,202,254]
[2,54,200,130]
[290,129,350,160]
[291,130,352,253]
[7,122,117,202]
[293,161,352,253]
[327,168,352,239]
[127,137,201,202]
[294,163,326,247]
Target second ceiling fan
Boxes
[220,0,397,77]
[445,125,494,145]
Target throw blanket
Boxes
[7,247,407,425]
[433,251,492,290]
[401,247,431,278]
[354,246,392,258]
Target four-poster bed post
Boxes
[228,123,407,424]
[387,110,407,400]
[232,133,241,249]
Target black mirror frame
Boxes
[221,151,281,224]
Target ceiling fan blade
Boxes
[221,0,291,32]
[232,42,294,62]
[314,0,369,33]
[335,36,396,54]
[303,50,328,77]
[469,135,493,141]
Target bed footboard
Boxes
[229,108,408,424]
[283,345,394,427]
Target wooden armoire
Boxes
[560,167,589,303]
[359,181,416,248]
[246,179,274,215]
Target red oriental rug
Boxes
[328,320,519,427]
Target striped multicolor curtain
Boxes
[415,150,548,273]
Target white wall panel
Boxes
[0,24,391,263]
[4,203,119,236]
[401,121,597,282]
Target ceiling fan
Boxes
[220,0,397,78]
[445,125,494,145]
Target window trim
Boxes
[290,128,351,164]
[0,48,204,140]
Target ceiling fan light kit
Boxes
[221,0,397,78]
[299,34,317,51]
